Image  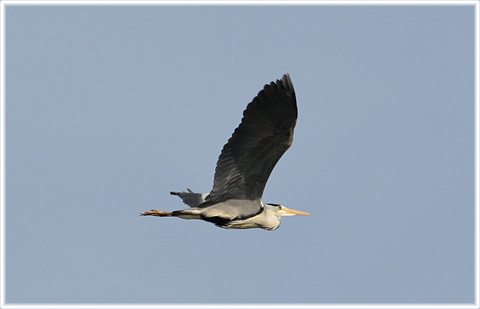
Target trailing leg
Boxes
[140,210,173,217]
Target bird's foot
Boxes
[140,210,173,217]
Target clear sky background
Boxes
[5,3,475,305]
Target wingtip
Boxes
[281,73,294,91]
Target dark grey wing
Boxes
[206,74,297,203]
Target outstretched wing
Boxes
[206,74,297,203]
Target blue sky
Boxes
[4,3,476,305]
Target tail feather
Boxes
[170,188,208,207]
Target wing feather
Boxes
[207,74,297,202]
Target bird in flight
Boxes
[141,74,310,230]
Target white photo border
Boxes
[0,1,478,308]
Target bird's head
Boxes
[265,203,311,217]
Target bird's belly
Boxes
[222,219,262,229]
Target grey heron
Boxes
[141,74,310,230]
